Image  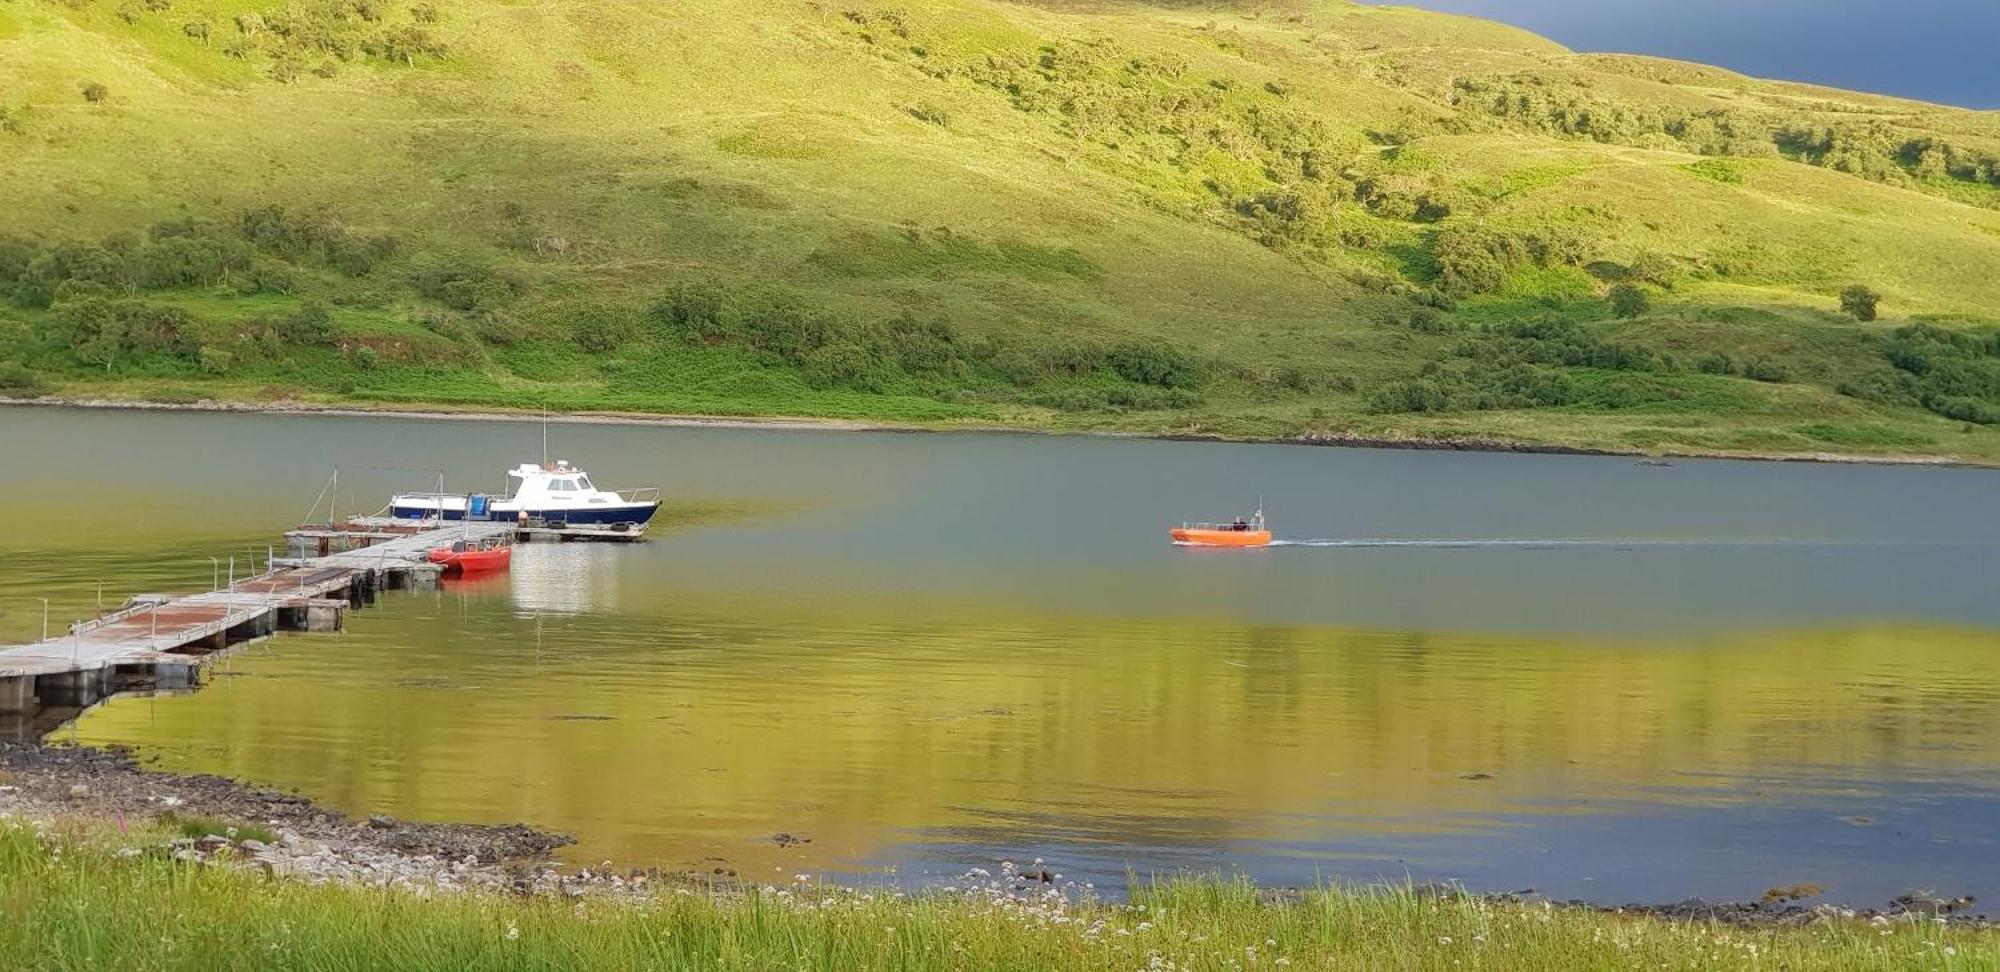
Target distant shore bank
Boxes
[3,395,1991,470]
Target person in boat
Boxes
[1232,517,1249,531]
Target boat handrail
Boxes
[611,486,661,504]
[1179,516,1266,530]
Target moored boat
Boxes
[391,461,660,528]
[1170,510,1272,548]
[427,538,513,573]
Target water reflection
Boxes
[6,406,1999,906]
[509,544,618,616]
[68,587,2000,904]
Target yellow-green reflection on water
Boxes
[11,406,2000,902]
[68,571,2000,886]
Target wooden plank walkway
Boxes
[1,524,516,676]
[273,521,512,571]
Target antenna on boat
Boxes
[541,407,549,468]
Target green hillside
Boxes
[4,0,2000,459]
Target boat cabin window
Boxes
[575,475,593,491]
[552,478,577,491]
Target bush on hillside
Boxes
[1841,284,1881,322]
[1608,283,1649,318]
[81,82,109,103]
[1368,316,1677,415]
[1404,307,1457,334]
[0,361,47,395]
[410,260,515,312]
[276,301,336,345]
[1879,323,2000,424]
[50,297,202,369]
[1107,344,1205,388]
[1431,227,1531,297]
[646,282,727,340]
[570,307,635,353]
[1628,252,1676,287]
[801,342,895,392]
[1740,356,1789,383]
[1694,352,1736,376]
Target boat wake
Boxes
[1269,537,1849,549]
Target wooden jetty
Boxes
[282,515,646,560]
[0,521,514,740]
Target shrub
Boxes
[1405,308,1454,334]
[882,314,961,376]
[197,347,233,375]
[0,361,46,395]
[1368,378,1456,413]
[81,82,109,103]
[904,102,951,126]
[277,301,336,345]
[472,310,525,346]
[235,261,298,295]
[1411,288,1456,311]
[1430,227,1525,297]
[646,282,726,340]
[570,308,633,353]
[735,296,834,361]
[1928,396,1998,424]
[1035,342,1105,377]
[1740,356,1789,383]
[1108,343,1205,388]
[410,260,514,312]
[1694,352,1737,375]
[1031,385,1200,412]
[364,26,448,64]
[1608,283,1649,318]
[183,20,210,43]
[1880,323,2000,424]
[801,343,895,392]
[326,234,398,276]
[1840,284,1881,322]
[1629,251,1675,286]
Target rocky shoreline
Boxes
[0,741,1989,927]
[0,742,652,897]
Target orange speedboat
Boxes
[428,538,514,574]
[1171,510,1272,548]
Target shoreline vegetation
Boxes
[1,744,1996,971]
[6,2,2000,471]
[2,395,1990,469]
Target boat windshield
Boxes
[575,475,593,491]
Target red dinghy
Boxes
[427,539,513,574]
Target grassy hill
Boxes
[3,0,2000,460]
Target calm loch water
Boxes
[4,406,1999,905]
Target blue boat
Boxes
[390,461,660,527]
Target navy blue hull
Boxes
[391,503,659,526]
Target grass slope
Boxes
[2,822,1995,970]
[2,0,2000,459]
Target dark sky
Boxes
[1373,0,2000,110]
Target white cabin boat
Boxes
[390,461,660,528]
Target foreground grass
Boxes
[0,823,1994,970]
